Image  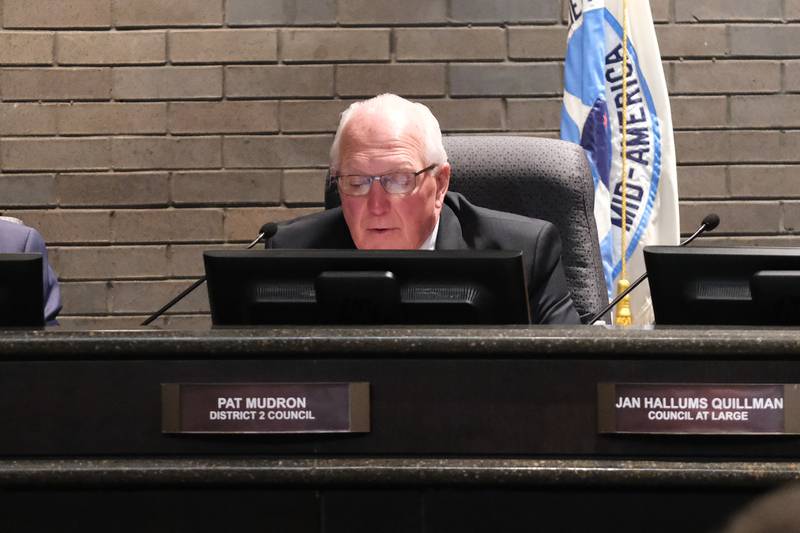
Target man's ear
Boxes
[434,163,451,208]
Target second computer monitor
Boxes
[204,249,531,326]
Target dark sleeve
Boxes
[22,228,62,324]
[528,223,581,325]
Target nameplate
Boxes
[162,382,370,434]
[598,383,800,435]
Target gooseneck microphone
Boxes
[251,222,279,249]
[589,214,720,325]
[141,222,278,326]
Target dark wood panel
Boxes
[1,356,800,456]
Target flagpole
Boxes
[615,0,633,327]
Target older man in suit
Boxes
[0,217,62,323]
[269,94,580,324]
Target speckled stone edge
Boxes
[2,327,800,359]
[1,458,799,488]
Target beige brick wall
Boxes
[1,0,798,328]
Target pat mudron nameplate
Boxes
[598,383,800,435]
[162,383,370,434]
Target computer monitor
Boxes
[644,246,800,326]
[0,253,45,328]
[204,249,531,326]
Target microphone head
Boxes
[701,213,720,232]
[259,222,279,240]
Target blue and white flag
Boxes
[561,0,680,324]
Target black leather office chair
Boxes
[325,135,609,322]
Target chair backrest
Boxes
[325,135,608,321]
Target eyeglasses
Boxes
[330,164,437,196]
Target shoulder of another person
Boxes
[0,219,40,252]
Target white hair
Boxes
[329,93,448,173]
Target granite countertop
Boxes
[0,326,799,359]
[0,457,798,488]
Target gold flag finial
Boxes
[614,279,632,327]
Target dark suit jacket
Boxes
[0,218,62,323]
[269,192,581,324]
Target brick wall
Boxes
[1,0,798,328]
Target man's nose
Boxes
[366,179,390,214]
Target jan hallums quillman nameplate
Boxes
[598,383,800,435]
[162,382,370,434]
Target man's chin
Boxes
[355,232,412,250]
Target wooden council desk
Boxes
[1,327,799,532]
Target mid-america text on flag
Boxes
[560,0,680,324]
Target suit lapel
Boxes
[330,208,357,249]
[435,199,469,250]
